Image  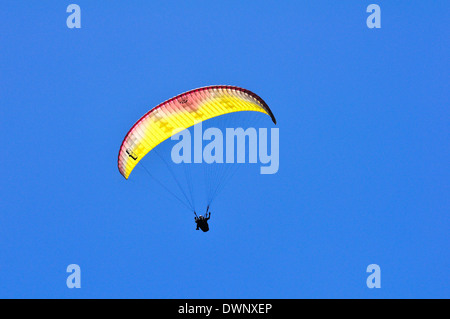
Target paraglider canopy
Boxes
[117,85,276,179]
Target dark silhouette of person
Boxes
[195,211,211,232]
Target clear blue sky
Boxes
[0,1,448,298]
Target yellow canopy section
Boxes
[118,85,276,179]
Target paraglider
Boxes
[117,85,276,231]
[194,207,211,232]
